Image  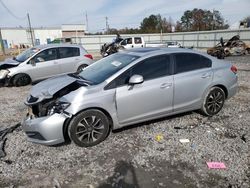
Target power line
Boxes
[0,0,26,20]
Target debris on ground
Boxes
[155,134,164,142]
[0,123,21,158]
[179,139,190,143]
[206,162,226,169]
[207,35,250,59]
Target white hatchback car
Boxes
[0,44,93,86]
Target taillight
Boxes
[231,65,237,74]
[84,54,93,59]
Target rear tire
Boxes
[68,109,110,147]
[201,87,225,116]
[12,73,31,87]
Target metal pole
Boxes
[27,13,34,46]
[105,16,108,34]
[85,11,88,33]
[0,28,6,56]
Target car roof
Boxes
[121,47,205,57]
[33,43,83,50]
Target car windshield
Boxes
[78,53,139,84]
[15,47,40,62]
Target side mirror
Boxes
[30,59,36,66]
[129,75,144,85]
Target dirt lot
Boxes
[0,55,249,188]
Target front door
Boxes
[115,55,173,124]
[28,48,60,81]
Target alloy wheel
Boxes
[76,116,105,143]
[205,88,225,115]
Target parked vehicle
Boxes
[207,35,250,59]
[166,41,182,48]
[120,37,167,49]
[100,34,123,57]
[100,36,167,57]
[22,48,238,147]
[0,44,93,86]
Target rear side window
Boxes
[58,47,80,59]
[135,37,142,44]
[175,53,211,74]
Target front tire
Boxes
[68,109,110,147]
[12,73,31,87]
[201,87,225,116]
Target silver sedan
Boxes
[22,48,238,147]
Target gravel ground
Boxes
[0,55,249,188]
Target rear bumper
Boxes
[22,113,67,145]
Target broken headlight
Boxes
[0,70,10,79]
[47,101,71,116]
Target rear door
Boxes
[115,55,174,124]
[173,53,213,111]
[57,47,81,74]
[28,48,60,80]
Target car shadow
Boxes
[97,160,140,188]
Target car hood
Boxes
[26,74,88,104]
[0,58,19,66]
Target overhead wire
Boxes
[0,0,26,20]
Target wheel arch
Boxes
[11,73,32,85]
[63,107,114,141]
[213,84,228,99]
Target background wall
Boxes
[71,28,250,51]
[1,28,250,51]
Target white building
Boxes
[0,24,86,48]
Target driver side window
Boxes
[33,48,57,63]
[104,55,171,90]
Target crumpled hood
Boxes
[27,75,79,104]
[0,58,19,67]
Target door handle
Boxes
[54,61,58,64]
[201,73,211,78]
[160,83,172,89]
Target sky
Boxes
[0,0,249,32]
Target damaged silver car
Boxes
[22,48,238,147]
[0,44,93,86]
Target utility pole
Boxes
[105,16,109,34]
[85,11,88,33]
[212,9,215,30]
[27,13,34,46]
[0,28,5,56]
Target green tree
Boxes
[140,14,159,33]
[179,9,228,31]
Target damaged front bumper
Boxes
[22,113,67,145]
[0,77,11,86]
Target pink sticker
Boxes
[206,162,226,169]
